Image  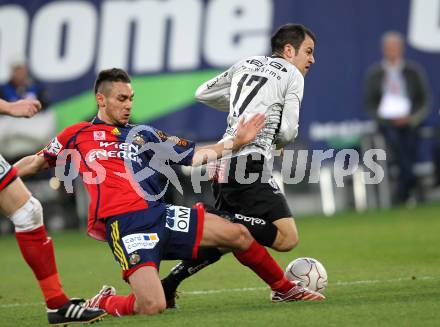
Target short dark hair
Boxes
[94,68,131,95]
[271,24,316,54]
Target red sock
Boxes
[234,240,292,293]
[101,294,136,316]
[15,226,69,309]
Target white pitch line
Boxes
[333,276,433,286]
[0,302,44,308]
[182,276,434,295]
[0,276,435,308]
[184,287,267,295]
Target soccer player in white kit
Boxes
[162,23,317,306]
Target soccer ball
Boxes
[285,257,328,292]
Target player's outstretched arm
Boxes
[195,69,233,112]
[191,113,265,166]
[0,99,42,118]
[14,155,49,177]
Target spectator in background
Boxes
[0,62,50,109]
[364,31,431,204]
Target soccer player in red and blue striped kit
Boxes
[15,68,324,318]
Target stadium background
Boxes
[1,0,440,226]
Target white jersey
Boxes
[195,55,304,159]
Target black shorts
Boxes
[211,154,292,222]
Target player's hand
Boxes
[234,113,265,149]
[7,99,42,118]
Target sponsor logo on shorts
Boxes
[166,205,190,233]
[46,137,63,155]
[122,233,159,254]
[0,155,12,179]
[235,214,266,226]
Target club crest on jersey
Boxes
[93,131,106,140]
[132,134,145,146]
[111,128,121,136]
[165,205,190,233]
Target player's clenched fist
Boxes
[10,99,42,118]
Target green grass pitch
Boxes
[0,203,439,326]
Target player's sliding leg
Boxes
[200,210,323,302]
[87,212,304,317]
[0,175,107,325]
[91,241,224,311]
[162,205,279,307]
[84,267,163,316]
[162,247,223,308]
[86,205,323,318]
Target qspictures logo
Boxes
[52,124,387,201]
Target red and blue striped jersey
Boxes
[39,116,195,241]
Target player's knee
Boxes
[234,223,253,248]
[9,196,43,232]
[275,238,298,252]
[287,231,299,250]
[136,298,166,315]
[272,231,299,252]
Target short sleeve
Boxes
[38,126,79,167]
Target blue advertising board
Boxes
[0,0,439,150]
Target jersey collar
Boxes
[91,116,107,125]
[91,115,128,127]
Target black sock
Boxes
[162,247,223,294]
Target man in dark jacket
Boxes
[364,31,431,204]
